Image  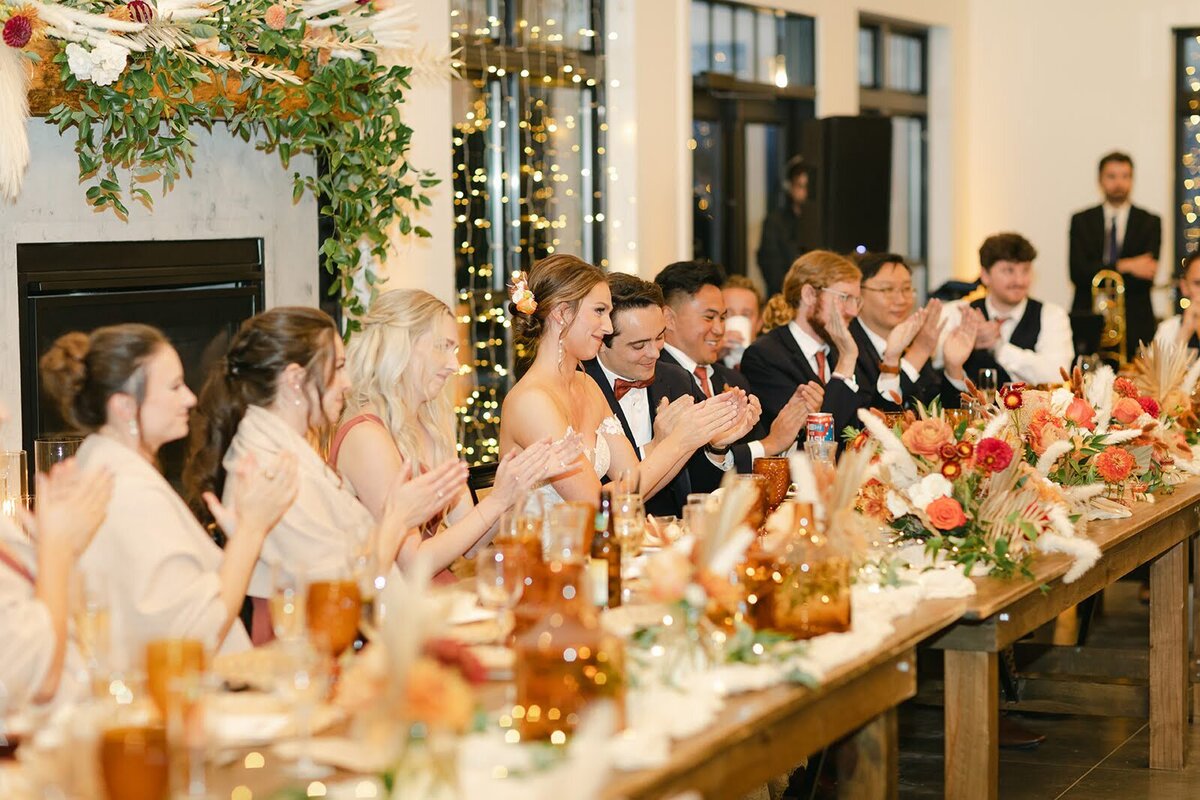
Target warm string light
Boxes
[1180,45,1200,310]
[449,0,610,464]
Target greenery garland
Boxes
[7,0,437,330]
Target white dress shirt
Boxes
[75,434,252,665]
[858,322,920,403]
[662,341,760,464]
[934,297,1074,386]
[1103,201,1131,259]
[786,321,860,392]
[596,356,652,456]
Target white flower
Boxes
[885,490,911,519]
[65,41,129,87]
[907,473,953,509]
[1049,387,1075,416]
[683,582,707,610]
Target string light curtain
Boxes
[1176,30,1200,300]
[450,0,608,464]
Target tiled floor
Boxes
[896,581,1200,799]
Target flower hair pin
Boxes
[509,271,537,315]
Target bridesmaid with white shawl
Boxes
[40,324,299,661]
[186,308,466,641]
[0,460,111,713]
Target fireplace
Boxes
[17,238,265,488]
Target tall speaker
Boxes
[797,116,892,254]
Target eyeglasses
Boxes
[820,288,863,311]
[861,284,916,299]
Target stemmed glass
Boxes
[348,538,385,643]
[475,548,525,644]
[269,565,305,643]
[977,368,999,404]
[612,493,646,598]
[71,570,112,696]
[275,638,332,780]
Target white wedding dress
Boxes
[533,415,624,508]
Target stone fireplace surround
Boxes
[0,121,320,450]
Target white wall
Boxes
[0,122,318,448]
[963,0,1200,312]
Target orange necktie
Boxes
[815,350,827,384]
[693,366,713,397]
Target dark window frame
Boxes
[1174,28,1200,277]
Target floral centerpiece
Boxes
[854,407,1100,581]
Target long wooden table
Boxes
[930,478,1200,800]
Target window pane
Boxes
[888,115,926,262]
[744,122,783,286]
[1183,33,1200,93]
[755,9,777,84]
[885,31,923,93]
[733,6,756,81]
[692,120,724,262]
[780,15,815,87]
[516,0,598,51]
[711,3,734,75]
[450,0,501,45]
[691,0,710,76]
[859,27,877,87]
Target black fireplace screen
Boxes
[18,239,265,489]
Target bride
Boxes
[499,254,739,507]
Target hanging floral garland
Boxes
[0,0,448,327]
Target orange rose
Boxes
[1112,397,1143,425]
[644,549,694,604]
[926,496,967,530]
[402,657,475,732]
[1064,397,1096,430]
[901,418,954,458]
[1026,408,1069,456]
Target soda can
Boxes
[806,412,835,442]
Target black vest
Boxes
[962,298,1043,386]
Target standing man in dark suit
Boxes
[1069,151,1161,357]
[741,250,875,438]
[653,261,819,474]
[582,273,761,516]
[757,156,812,296]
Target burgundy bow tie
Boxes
[614,377,653,400]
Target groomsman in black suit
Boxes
[653,261,820,473]
[851,252,977,410]
[740,250,873,438]
[1069,151,1161,357]
[582,273,761,516]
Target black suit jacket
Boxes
[849,320,957,410]
[656,348,763,476]
[582,357,708,517]
[1069,204,1161,354]
[740,325,872,440]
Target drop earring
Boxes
[557,332,565,370]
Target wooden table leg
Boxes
[837,708,898,800]
[1151,539,1188,769]
[1192,536,1200,721]
[944,650,998,800]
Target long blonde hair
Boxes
[343,290,457,469]
[762,250,862,332]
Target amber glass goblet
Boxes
[144,638,205,720]
[305,580,362,659]
[99,725,169,800]
[752,457,791,516]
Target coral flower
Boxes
[1114,377,1139,398]
[926,496,967,530]
[264,3,287,30]
[901,418,954,458]
[975,437,1014,473]
[1001,385,1023,410]
[940,460,962,480]
[938,442,959,461]
[1095,446,1136,484]
[1064,396,1096,430]
[955,441,974,459]
[1111,396,1143,425]
[1137,395,1161,418]
[402,658,476,732]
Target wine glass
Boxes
[275,639,332,780]
[682,500,707,539]
[543,501,592,564]
[269,565,305,643]
[475,548,525,643]
[305,575,362,661]
[612,493,646,593]
[71,570,112,696]
[753,457,791,517]
[348,539,385,643]
[976,368,999,404]
[615,467,641,496]
[144,638,206,721]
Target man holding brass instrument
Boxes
[1069,151,1161,358]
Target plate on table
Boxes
[443,590,500,626]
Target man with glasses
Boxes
[852,252,978,409]
[741,250,874,437]
[937,233,1074,386]
[1153,252,1200,349]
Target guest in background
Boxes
[852,252,979,409]
[1069,151,1161,357]
[333,290,570,572]
[757,156,813,296]
[1153,252,1200,349]
[1,460,111,712]
[742,251,871,437]
[187,308,462,642]
[656,260,818,470]
[720,274,764,369]
[938,233,1074,386]
[41,324,297,658]
[583,273,761,516]
[500,255,738,509]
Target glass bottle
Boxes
[589,489,621,608]
[513,560,625,742]
[771,502,852,638]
